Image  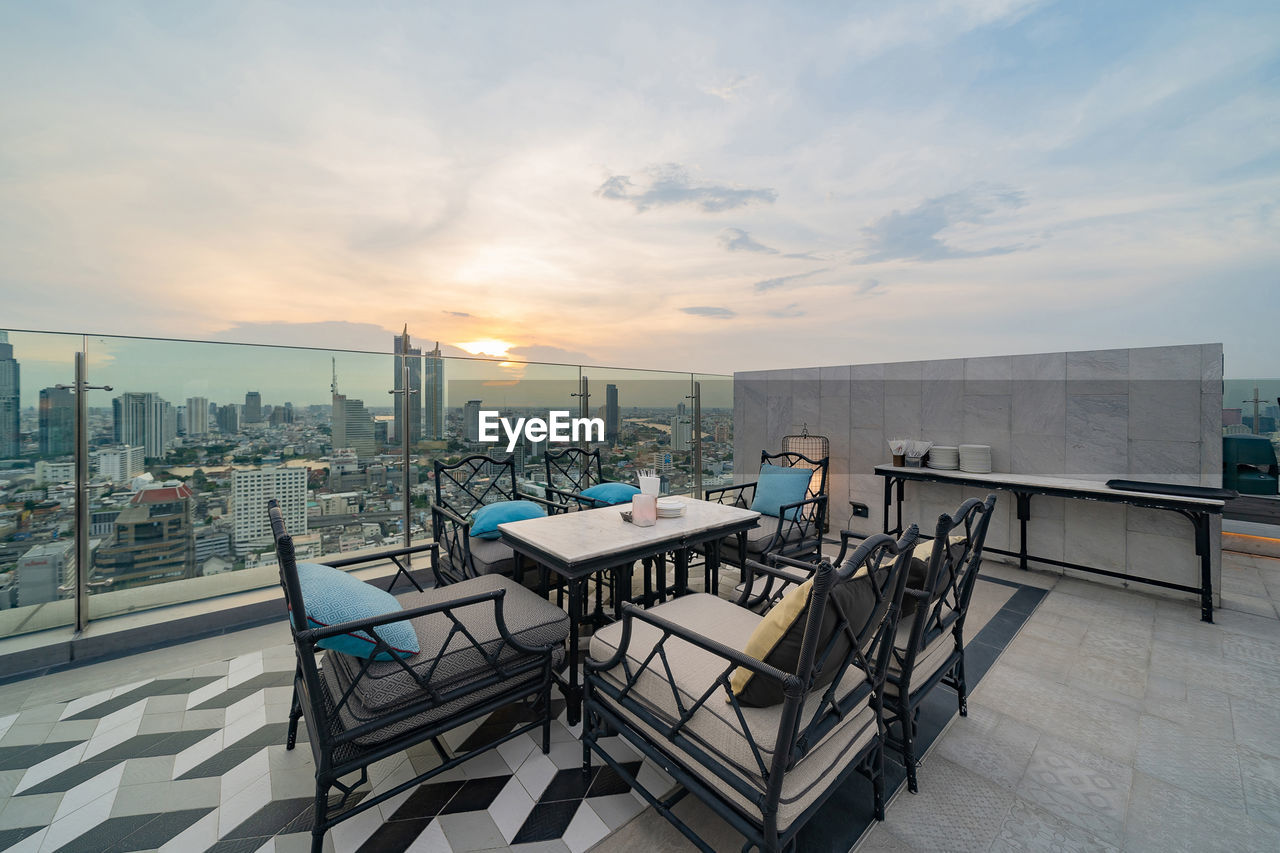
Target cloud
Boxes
[205,321,397,352]
[442,310,472,318]
[507,344,595,364]
[597,164,778,213]
[719,228,779,254]
[681,306,737,318]
[702,74,753,101]
[857,184,1029,263]
[768,303,805,318]
[856,279,887,295]
[753,268,831,292]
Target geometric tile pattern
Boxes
[0,573,1041,853]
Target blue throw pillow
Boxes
[471,500,547,539]
[580,482,641,506]
[295,562,419,661]
[749,465,814,518]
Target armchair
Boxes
[268,500,569,853]
[431,454,559,588]
[582,526,919,852]
[830,494,997,792]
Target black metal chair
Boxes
[431,454,559,588]
[705,450,830,591]
[583,526,919,852]
[268,499,569,853]
[833,495,997,793]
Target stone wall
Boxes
[733,344,1224,600]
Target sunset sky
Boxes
[2,1,1278,376]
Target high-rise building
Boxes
[393,331,423,445]
[232,467,307,550]
[425,341,445,441]
[113,392,173,457]
[93,482,196,589]
[16,541,74,606]
[671,415,692,452]
[243,391,262,424]
[95,445,145,481]
[39,386,74,456]
[0,332,19,458]
[605,384,619,443]
[332,394,377,458]
[464,400,483,442]
[216,403,240,435]
[186,397,209,436]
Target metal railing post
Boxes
[692,380,702,497]
[58,344,111,633]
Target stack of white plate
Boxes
[656,497,686,518]
[959,445,992,474]
[928,446,959,470]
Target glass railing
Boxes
[1221,378,1279,503]
[0,328,730,639]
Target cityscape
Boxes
[0,330,733,631]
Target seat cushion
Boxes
[903,535,968,601]
[719,520,805,562]
[885,618,956,696]
[468,536,518,576]
[296,562,419,660]
[322,574,569,743]
[589,594,878,830]
[581,482,640,506]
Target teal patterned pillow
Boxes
[296,562,419,660]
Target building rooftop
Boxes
[0,546,1275,852]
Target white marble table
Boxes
[874,464,1225,621]
[499,498,760,723]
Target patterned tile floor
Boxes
[0,568,1039,853]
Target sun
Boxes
[456,339,514,359]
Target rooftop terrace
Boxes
[0,544,1276,853]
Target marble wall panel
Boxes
[851,380,884,430]
[965,355,1013,396]
[1129,439,1201,486]
[1012,352,1066,381]
[1065,500,1128,573]
[962,395,1012,471]
[1012,434,1067,476]
[1065,395,1128,479]
[1129,345,1201,380]
[1127,531,1199,589]
[1012,380,1067,436]
[1201,392,1222,487]
[1067,348,1129,395]
[884,393,923,440]
[1129,379,1201,443]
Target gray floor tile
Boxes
[932,702,1041,791]
[1124,770,1280,853]
[1239,745,1280,829]
[1133,714,1245,809]
[989,797,1118,852]
[1014,735,1130,847]
[880,757,1016,853]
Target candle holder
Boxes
[632,494,657,527]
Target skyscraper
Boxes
[186,396,209,436]
[332,395,377,459]
[93,482,196,588]
[425,340,445,441]
[605,384,619,443]
[393,330,423,445]
[231,467,307,551]
[0,332,19,458]
[243,391,262,424]
[216,403,240,435]
[39,387,74,456]
[114,392,174,458]
[464,400,483,442]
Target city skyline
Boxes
[1,3,1277,376]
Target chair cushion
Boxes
[885,619,957,696]
[322,574,570,744]
[589,593,877,830]
[468,537,518,576]
[296,562,419,660]
[730,564,881,707]
[905,534,968,592]
[471,500,546,539]
[749,465,813,518]
[581,482,640,506]
[718,519,804,562]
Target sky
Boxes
[2,0,1278,378]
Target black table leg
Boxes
[1194,511,1214,623]
[565,576,584,726]
[1016,492,1032,571]
[675,548,691,596]
[705,546,721,598]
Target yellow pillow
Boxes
[729,580,812,700]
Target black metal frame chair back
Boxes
[884,494,997,793]
[432,454,524,586]
[705,450,831,571]
[268,499,563,853]
[543,446,606,507]
[582,525,919,853]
